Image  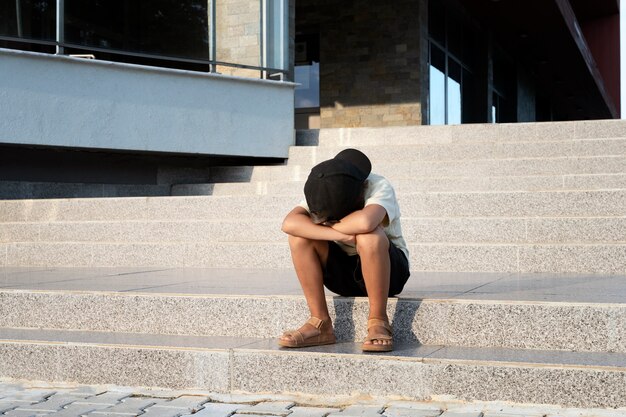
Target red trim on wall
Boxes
[582,14,621,115]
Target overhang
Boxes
[462,0,619,120]
[0,48,296,158]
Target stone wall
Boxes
[216,0,262,78]
[297,0,425,128]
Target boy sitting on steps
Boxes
[279,148,410,352]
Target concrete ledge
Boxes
[0,190,624,222]
[0,331,625,408]
[172,174,626,196]
[3,217,625,244]
[1,292,624,353]
[0,48,294,158]
[287,139,626,165]
[2,242,626,272]
[232,346,626,408]
[0,181,171,200]
[296,120,626,146]
[209,156,626,182]
[0,341,230,391]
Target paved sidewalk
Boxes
[1,381,625,417]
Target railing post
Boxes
[260,0,267,79]
[209,0,217,72]
[56,0,64,54]
[15,0,23,37]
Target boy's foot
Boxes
[362,318,393,352]
[278,317,336,348]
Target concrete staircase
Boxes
[1,120,626,410]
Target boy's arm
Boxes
[330,204,387,235]
[281,206,356,243]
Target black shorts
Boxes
[323,241,410,297]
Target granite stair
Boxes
[1,120,625,409]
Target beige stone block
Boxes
[227,2,251,15]
[237,13,259,25]
[239,35,258,47]
[244,23,259,35]
[217,36,240,49]
[243,45,261,59]
[227,25,245,37]
[383,114,406,122]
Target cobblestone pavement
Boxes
[1,381,626,417]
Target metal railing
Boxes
[1,0,289,81]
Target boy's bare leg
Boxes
[280,235,333,343]
[356,226,392,347]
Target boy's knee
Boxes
[288,235,313,249]
[355,229,389,255]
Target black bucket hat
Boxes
[304,148,372,223]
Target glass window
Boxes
[266,0,288,71]
[447,58,462,125]
[462,68,476,123]
[429,45,446,125]
[427,0,481,125]
[295,62,319,108]
[447,15,462,58]
[428,0,445,45]
[0,0,56,40]
[64,0,209,60]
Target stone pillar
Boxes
[318,0,424,127]
[216,0,262,78]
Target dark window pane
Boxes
[462,25,477,68]
[0,0,56,40]
[493,48,514,96]
[431,43,445,72]
[428,0,445,45]
[65,0,209,60]
[447,14,462,58]
[462,68,476,123]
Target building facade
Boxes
[0,0,621,186]
[294,0,621,128]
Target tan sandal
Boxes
[278,317,336,348]
[362,318,393,352]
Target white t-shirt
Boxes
[298,173,409,264]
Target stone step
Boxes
[2,217,625,244]
[0,181,171,200]
[286,138,626,165]
[0,328,625,408]
[1,190,625,223]
[1,273,624,352]
[173,173,626,196]
[295,120,626,147]
[2,241,625,272]
[210,156,626,183]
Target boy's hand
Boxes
[282,207,357,243]
[338,234,356,245]
[319,220,355,244]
